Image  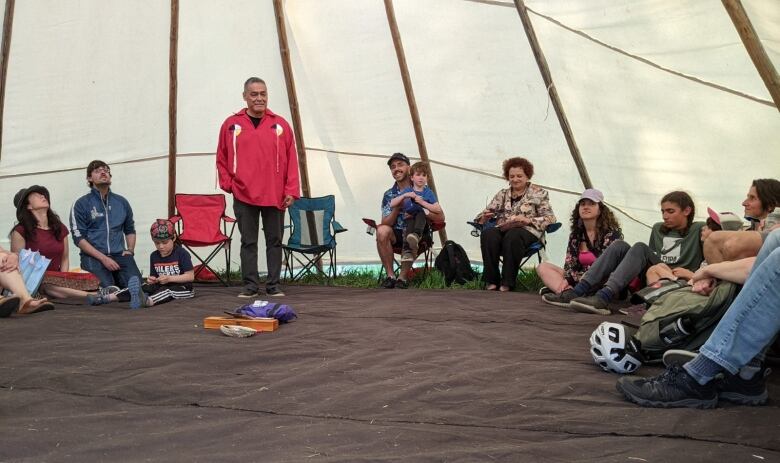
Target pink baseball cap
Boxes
[579,188,604,203]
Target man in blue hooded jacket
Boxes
[70,160,141,289]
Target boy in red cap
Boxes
[87,219,195,308]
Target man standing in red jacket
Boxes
[216,77,300,297]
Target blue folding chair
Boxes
[283,195,347,281]
[467,220,561,290]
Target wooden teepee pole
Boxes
[168,0,179,218]
[0,0,16,163]
[514,0,592,189]
[384,0,448,242]
[273,0,311,198]
[722,0,780,111]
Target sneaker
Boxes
[538,286,553,296]
[542,289,577,308]
[128,276,147,310]
[86,293,111,306]
[406,233,420,255]
[662,349,697,368]
[571,295,612,315]
[616,365,718,409]
[395,279,409,289]
[717,366,770,406]
[380,276,396,289]
[400,250,414,262]
[238,289,260,298]
[98,285,121,297]
[266,287,286,297]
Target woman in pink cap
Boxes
[537,188,622,307]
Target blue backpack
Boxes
[231,301,297,323]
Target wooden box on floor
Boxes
[203,316,279,332]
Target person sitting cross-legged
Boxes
[616,227,780,408]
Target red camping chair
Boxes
[362,218,446,277]
[170,194,236,286]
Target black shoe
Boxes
[538,286,553,296]
[571,295,612,315]
[266,287,286,297]
[380,277,396,289]
[394,279,409,289]
[542,289,577,308]
[616,365,718,409]
[717,367,770,405]
[238,289,260,298]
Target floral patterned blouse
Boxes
[563,228,623,286]
[475,183,556,239]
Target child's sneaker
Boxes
[128,276,147,309]
[97,285,120,297]
[86,293,111,306]
[400,250,414,262]
[406,233,420,255]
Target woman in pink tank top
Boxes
[536,189,623,297]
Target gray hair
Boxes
[243,77,266,92]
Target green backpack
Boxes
[630,281,740,363]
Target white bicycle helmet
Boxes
[590,322,642,374]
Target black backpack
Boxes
[435,240,476,286]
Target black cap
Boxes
[13,185,50,214]
[387,152,410,166]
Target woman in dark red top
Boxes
[10,185,98,299]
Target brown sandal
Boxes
[18,298,55,315]
[0,295,21,318]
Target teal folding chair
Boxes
[283,195,347,281]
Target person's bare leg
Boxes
[0,270,37,307]
[40,284,89,299]
[376,225,397,278]
[646,263,675,285]
[722,231,763,261]
[535,262,569,294]
[704,231,736,264]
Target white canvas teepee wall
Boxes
[1,0,778,275]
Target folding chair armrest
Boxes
[222,215,236,223]
[169,215,182,224]
[545,222,562,234]
[362,218,378,229]
[332,220,348,234]
[430,221,446,232]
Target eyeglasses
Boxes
[93,167,111,174]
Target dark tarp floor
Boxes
[1,285,778,463]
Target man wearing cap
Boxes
[377,152,445,289]
[70,160,142,290]
[216,77,300,298]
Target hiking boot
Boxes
[662,349,697,368]
[238,289,260,298]
[86,293,111,306]
[395,279,409,289]
[128,276,147,310]
[571,295,612,315]
[380,276,396,289]
[616,365,718,409]
[406,233,420,255]
[717,367,770,406]
[542,289,577,308]
[98,285,121,297]
[267,287,286,297]
[400,250,415,262]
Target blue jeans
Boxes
[80,253,142,289]
[697,228,780,376]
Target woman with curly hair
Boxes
[474,157,556,292]
[537,189,622,306]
